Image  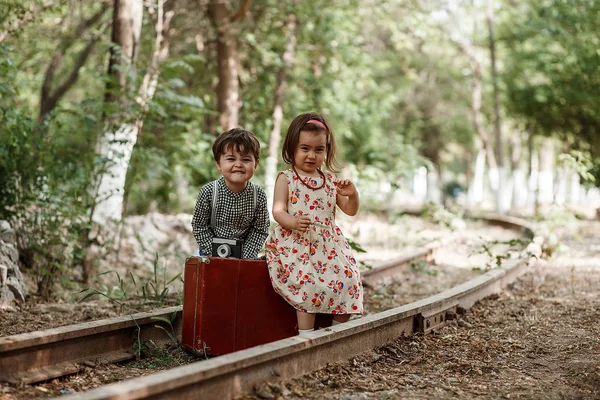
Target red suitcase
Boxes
[182,256,298,355]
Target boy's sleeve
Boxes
[242,186,270,259]
[191,186,213,256]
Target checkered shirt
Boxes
[191,177,270,259]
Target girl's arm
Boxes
[272,173,311,232]
[335,179,360,216]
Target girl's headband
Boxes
[305,119,329,133]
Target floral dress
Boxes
[265,169,363,314]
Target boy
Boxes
[191,128,270,259]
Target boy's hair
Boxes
[212,128,260,162]
[282,112,339,172]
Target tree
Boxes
[501,0,600,186]
[93,0,174,224]
[207,0,251,132]
[39,5,109,122]
[265,3,296,211]
[0,0,57,44]
[486,0,506,211]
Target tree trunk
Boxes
[487,0,505,213]
[469,52,497,180]
[265,8,296,212]
[468,144,486,207]
[421,123,442,204]
[509,128,526,211]
[471,57,499,194]
[93,0,173,224]
[93,0,143,224]
[208,0,251,132]
[413,167,428,203]
[39,6,109,122]
[568,172,581,205]
[526,131,537,211]
[104,0,143,106]
[448,11,498,194]
[94,124,141,223]
[538,138,554,207]
[554,141,570,205]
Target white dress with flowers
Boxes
[265,169,363,314]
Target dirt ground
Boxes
[0,218,524,399]
[0,217,510,337]
[246,221,600,400]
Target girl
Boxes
[265,112,363,335]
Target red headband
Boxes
[306,119,329,132]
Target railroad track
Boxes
[0,232,460,386]
[0,215,535,399]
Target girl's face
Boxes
[293,130,327,175]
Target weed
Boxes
[78,286,145,359]
[410,260,438,276]
[78,253,182,310]
[77,253,182,360]
[142,253,182,307]
[422,202,465,230]
[532,206,580,257]
[151,310,180,347]
[471,237,531,270]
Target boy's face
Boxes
[215,146,259,192]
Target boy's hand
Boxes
[335,179,357,197]
[294,215,312,232]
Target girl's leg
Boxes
[332,314,350,324]
[296,311,316,330]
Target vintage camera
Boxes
[211,238,243,258]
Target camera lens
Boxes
[216,244,231,258]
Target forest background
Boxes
[0,0,599,301]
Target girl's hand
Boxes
[294,215,312,232]
[335,179,357,197]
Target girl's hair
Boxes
[281,112,340,172]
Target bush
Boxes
[0,45,95,299]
